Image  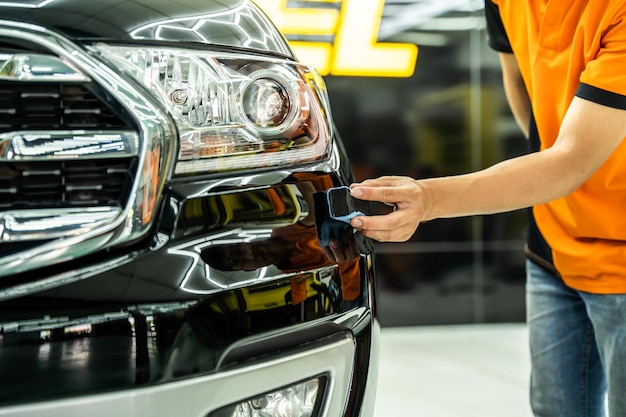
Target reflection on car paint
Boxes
[0,175,366,406]
[0,1,379,415]
[0,264,362,406]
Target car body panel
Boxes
[0,0,293,57]
[0,173,379,417]
[0,1,378,416]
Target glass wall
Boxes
[256,0,529,326]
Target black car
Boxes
[0,1,379,416]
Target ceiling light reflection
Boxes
[0,0,56,8]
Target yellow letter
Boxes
[331,0,418,77]
[253,0,338,74]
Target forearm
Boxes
[422,95,626,220]
[348,149,589,242]
[349,96,626,242]
[419,148,583,221]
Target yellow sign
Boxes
[254,0,419,77]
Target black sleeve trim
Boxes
[576,83,626,110]
[484,0,513,53]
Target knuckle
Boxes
[381,188,393,202]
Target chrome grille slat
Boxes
[0,69,139,213]
[0,81,131,132]
[0,159,136,210]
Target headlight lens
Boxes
[90,44,332,175]
[241,78,291,129]
[209,376,325,417]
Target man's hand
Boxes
[349,176,426,242]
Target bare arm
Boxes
[499,53,531,138]
[349,97,626,242]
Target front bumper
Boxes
[0,169,380,417]
[0,311,377,417]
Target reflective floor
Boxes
[374,323,533,417]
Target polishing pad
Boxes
[314,186,395,248]
[327,186,372,223]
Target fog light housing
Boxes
[209,376,326,417]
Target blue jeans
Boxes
[526,260,626,417]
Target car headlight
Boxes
[209,376,325,417]
[89,44,333,176]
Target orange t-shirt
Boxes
[487,0,626,293]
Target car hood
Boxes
[0,0,294,57]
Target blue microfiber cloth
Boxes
[314,189,350,247]
[313,186,394,247]
[326,186,370,224]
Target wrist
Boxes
[414,178,434,222]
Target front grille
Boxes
[0,158,137,210]
[0,77,139,211]
[0,81,132,132]
[0,31,167,272]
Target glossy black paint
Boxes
[0,0,293,57]
[0,272,358,404]
[0,1,378,415]
[0,173,378,413]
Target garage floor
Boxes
[374,323,533,417]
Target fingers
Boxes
[348,176,425,242]
[350,211,417,242]
[349,176,415,205]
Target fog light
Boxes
[209,376,325,417]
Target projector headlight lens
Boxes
[241,78,291,129]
